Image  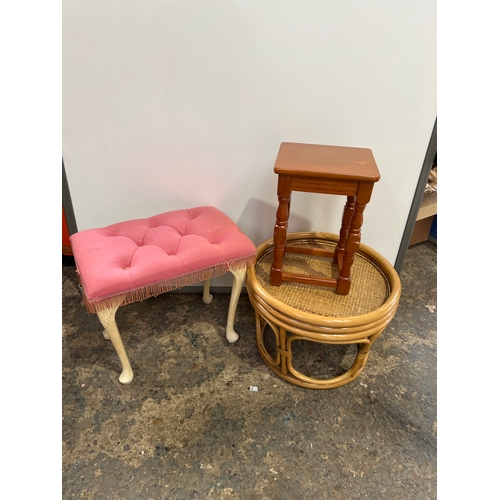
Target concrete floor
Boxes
[62,241,437,500]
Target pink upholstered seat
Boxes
[70,206,256,313]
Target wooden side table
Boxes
[269,142,380,295]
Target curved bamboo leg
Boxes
[97,305,134,384]
[202,278,213,304]
[225,266,246,343]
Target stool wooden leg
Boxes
[270,175,292,285]
[334,196,356,264]
[337,182,373,295]
[97,305,134,384]
[202,278,213,304]
[225,266,246,343]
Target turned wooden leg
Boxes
[97,305,134,384]
[202,278,213,304]
[337,182,373,295]
[334,196,356,264]
[270,175,292,285]
[225,266,246,343]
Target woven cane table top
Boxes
[254,237,390,318]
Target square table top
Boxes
[274,142,381,182]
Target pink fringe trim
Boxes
[78,254,256,314]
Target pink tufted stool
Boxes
[70,206,256,384]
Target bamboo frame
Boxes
[246,232,401,389]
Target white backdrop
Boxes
[63,0,436,286]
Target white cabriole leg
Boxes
[202,278,213,304]
[97,305,134,384]
[226,266,246,343]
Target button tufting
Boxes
[69,206,256,304]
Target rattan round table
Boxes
[246,232,401,389]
